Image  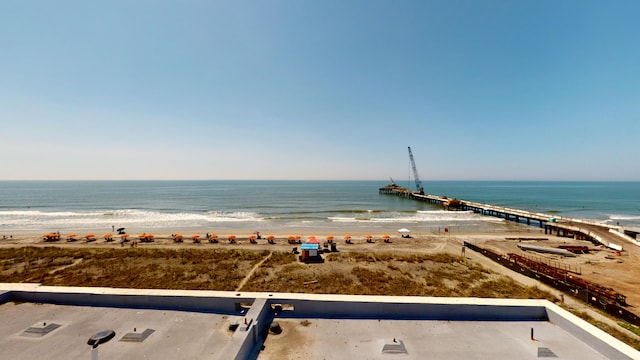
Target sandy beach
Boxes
[2,228,639,306]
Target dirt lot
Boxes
[475,233,640,308]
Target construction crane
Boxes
[407,147,424,195]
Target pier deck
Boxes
[379,185,635,250]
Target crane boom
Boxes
[407,147,424,194]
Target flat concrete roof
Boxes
[0,284,637,360]
[261,318,608,360]
[0,302,241,359]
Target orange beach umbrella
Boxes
[228,235,236,240]
[365,235,373,239]
[326,235,334,241]
[344,235,351,240]
[192,234,200,239]
[382,234,390,239]
[68,233,77,237]
[266,235,275,240]
[120,233,129,238]
[208,234,218,239]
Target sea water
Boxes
[0,180,638,235]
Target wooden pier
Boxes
[379,183,633,249]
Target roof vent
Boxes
[382,339,408,355]
[537,347,558,358]
[120,328,155,343]
[21,322,62,338]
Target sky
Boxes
[1,1,639,181]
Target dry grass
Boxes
[0,247,555,301]
[241,251,557,301]
[0,247,267,291]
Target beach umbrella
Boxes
[382,234,391,239]
[326,235,334,241]
[249,235,257,240]
[228,235,236,240]
[287,235,296,240]
[192,234,200,240]
[120,234,129,238]
[103,233,112,240]
[266,235,275,240]
[116,227,125,232]
[344,235,351,239]
[294,235,301,240]
[366,235,373,239]
[208,234,217,239]
[68,233,77,237]
[397,228,411,233]
[306,236,319,244]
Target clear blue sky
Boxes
[1,1,639,180]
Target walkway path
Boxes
[236,251,273,292]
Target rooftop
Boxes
[0,284,637,360]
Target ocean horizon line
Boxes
[0,179,638,183]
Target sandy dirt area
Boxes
[1,228,639,339]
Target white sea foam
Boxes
[328,210,493,224]
[608,214,640,221]
[0,209,264,233]
[204,211,263,222]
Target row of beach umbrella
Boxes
[44,229,411,243]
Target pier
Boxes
[379,183,638,250]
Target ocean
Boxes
[0,180,638,235]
